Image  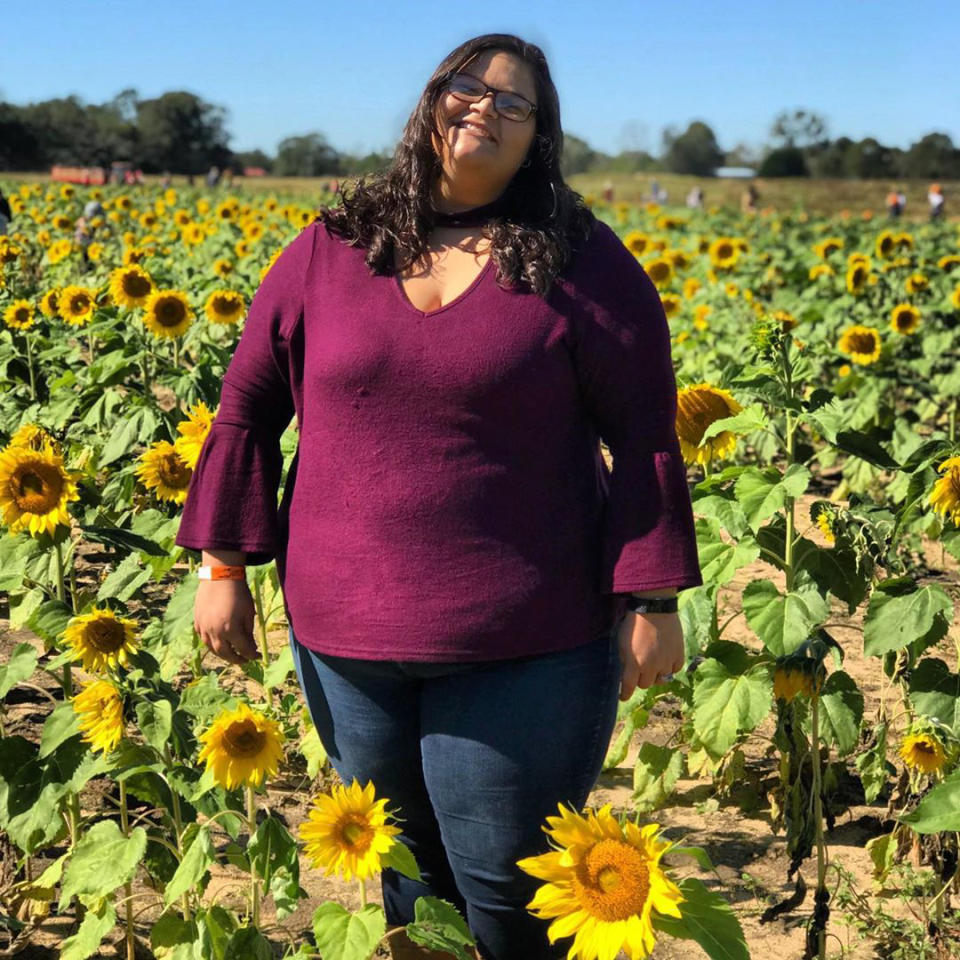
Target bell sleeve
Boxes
[174,222,317,565]
[570,221,702,594]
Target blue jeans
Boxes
[289,624,623,960]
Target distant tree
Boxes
[339,150,393,175]
[724,141,762,168]
[0,103,40,170]
[770,109,828,150]
[233,149,274,173]
[136,91,232,173]
[757,146,809,177]
[900,132,960,179]
[274,133,342,176]
[560,134,596,177]
[663,121,724,176]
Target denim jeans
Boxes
[288,624,623,960]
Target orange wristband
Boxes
[197,564,246,581]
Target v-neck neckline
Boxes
[393,256,494,318]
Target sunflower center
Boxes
[70,293,91,314]
[848,331,877,353]
[571,839,651,922]
[13,463,62,513]
[14,307,30,324]
[222,719,266,757]
[157,452,192,488]
[156,298,187,327]
[123,272,152,298]
[338,815,374,852]
[914,742,934,756]
[84,618,126,654]
[212,295,238,316]
[717,243,733,259]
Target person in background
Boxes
[206,165,221,188]
[601,178,614,204]
[685,185,703,209]
[0,188,12,235]
[160,171,173,188]
[896,187,907,215]
[741,181,759,213]
[928,183,945,221]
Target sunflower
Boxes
[8,422,60,455]
[815,511,836,544]
[242,221,265,242]
[58,284,97,326]
[898,732,947,775]
[905,273,928,295]
[848,252,871,270]
[0,445,79,536]
[895,232,914,250]
[682,277,701,300]
[197,702,285,790]
[73,680,125,754]
[813,237,843,259]
[622,231,650,258]
[181,223,206,247]
[845,262,870,295]
[174,401,215,470]
[938,254,960,271]
[204,290,246,325]
[890,303,921,335]
[772,309,797,331]
[838,364,851,378]
[644,258,674,290]
[929,456,960,525]
[875,230,896,259]
[837,325,882,365]
[773,667,817,703]
[135,441,193,504]
[952,287,960,312]
[65,607,138,673]
[141,290,194,339]
[659,294,681,320]
[215,200,237,222]
[46,239,73,264]
[108,264,154,309]
[299,780,403,882]
[693,304,711,330]
[675,383,743,466]
[518,803,683,960]
[708,237,740,270]
[3,300,35,331]
[122,246,148,266]
[212,258,234,278]
[809,263,834,280]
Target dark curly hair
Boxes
[317,32,597,297]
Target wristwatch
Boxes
[624,595,678,614]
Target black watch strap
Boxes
[625,595,678,614]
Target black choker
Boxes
[430,195,510,228]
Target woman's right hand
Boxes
[194,580,259,664]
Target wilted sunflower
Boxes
[3,300,35,331]
[905,273,928,295]
[72,680,125,754]
[837,325,882,365]
[518,803,684,960]
[58,285,97,326]
[197,702,285,790]
[773,667,817,703]
[299,780,403,882]
[929,455,960,525]
[204,290,246,325]
[708,237,740,270]
[675,384,743,466]
[890,303,921,335]
[0,444,79,536]
[174,401,215,470]
[65,607,138,673]
[644,257,674,290]
[845,262,870,295]
[135,440,193,504]
[898,732,947,775]
[141,290,194,339]
[108,264,154,309]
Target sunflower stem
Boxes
[24,333,36,401]
[809,690,828,960]
[54,539,72,695]
[246,784,261,928]
[252,577,273,708]
[119,780,136,960]
[358,877,367,908]
[163,746,192,920]
[173,338,180,369]
[949,398,957,444]
[87,330,95,366]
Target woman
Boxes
[176,33,701,960]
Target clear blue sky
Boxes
[5,0,956,158]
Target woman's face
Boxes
[432,49,539,188]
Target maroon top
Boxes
[175,217,702,661]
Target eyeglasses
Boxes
[443,72,537,123]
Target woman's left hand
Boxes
[616,611,685,701]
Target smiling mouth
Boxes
[456,121,496,142]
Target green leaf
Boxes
[652,876,749,960]
[39,700,82,758]
[150,910,200,959]
[179,672,232,723]
[0,642,38,698]
[863,585,953,658]
[60,819,147,908]
[312,901,386,960]
[164,824,215,906]
[734,463,810,533]
[741,579,829,656]
[26,600,73,646]
[855,721,894,804]
[248,815,301,893]
[405,897,475,960]
[699,403,769,443]
[136,698,174,753]
[899,768,960,833]
[381,839,422,882]
[97,553,152,602]
[300,716,328,780]
[632,743,684,812]
[603,704,648,770]
[59,899,117,960]
[695,518,761,587]
[664,844,715,872]
[909,658,960,736]
[223,926,273,960]
[866,832,896,884]
[816,671,864,757]
[9,586,45,630]
[692,659,772,758]
[154,575,201,681]
[263,643,294,687]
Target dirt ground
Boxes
[1,488,958,959]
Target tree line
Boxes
[1,90,956,181]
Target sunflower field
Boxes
[0,179,958,960]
